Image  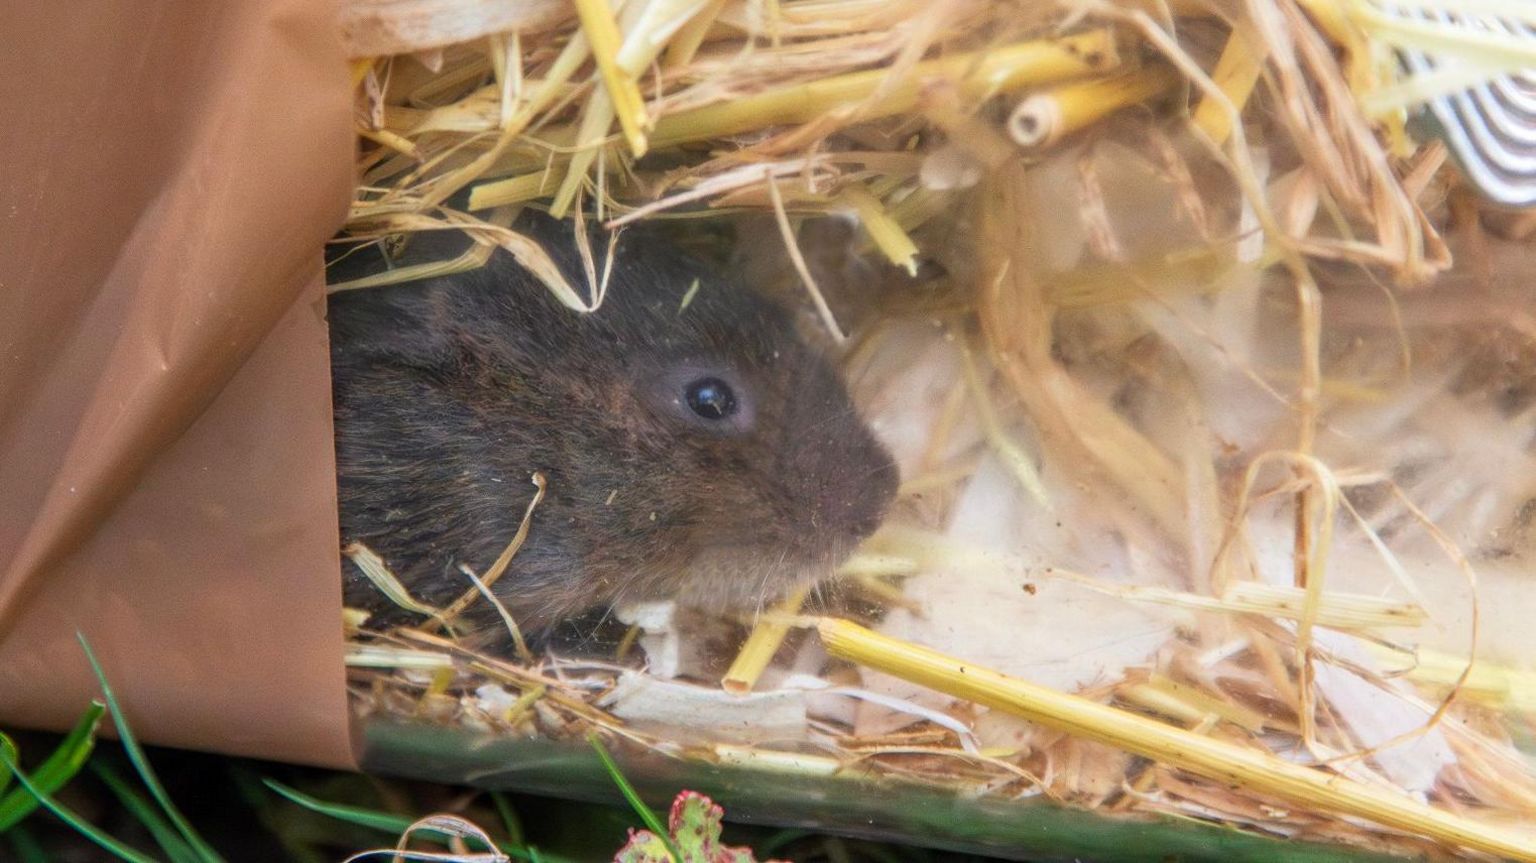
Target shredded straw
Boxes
[335,0,1536,856]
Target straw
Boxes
[570,0,648,156]
[1008,66,1183,152]
[818,618,1536,862]
[334,0,1536,854]
[721,587,809,694]
[1191,30,1265,145]
[430,472,546,632]
[649,30,1121,148]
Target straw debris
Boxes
[337,0,1536,858]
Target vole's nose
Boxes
[824,441,899,541]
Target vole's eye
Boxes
[685,377,737,420]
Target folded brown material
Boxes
[0,0,359,768]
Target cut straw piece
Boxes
[766,175,845,342]
[1144,673,1268,733]
[722,586,808,694]
[490,31,516,120]
[1225,582,1424,629]
[605,157,820,227]
[468,170,555,211]
[662,0,727,69]
[425,665,455,698]
[836,552,920,578]
[714,744,842,776]
[341,607,370,637]
[650,30,1119,149]
[849,574,920,611]
[1370,645,1536,716]
[1008,66,1182,152]
[457,564,533,664]
[432,472,547,633]
[1191,32,1265,145]
[344,542,441,618]
[550,89,615,218]
[1119,683,1213,728]
[818,618,1536,862]
[572,0,648,156]
[358,126,421,159]
[838,184,919,274]
[1053,568,1422,632]
[344,645,457,671]
[498,683,547,726]
[615,0,716,76]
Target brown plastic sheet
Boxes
[0,1,357,767]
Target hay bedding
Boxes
[336,0,1536,858]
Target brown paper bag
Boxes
[0,0,358,768]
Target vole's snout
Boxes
[821,439,900,542]
[841,497,888,541]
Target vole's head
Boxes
[329,212,900,627]
[521,219,899,615]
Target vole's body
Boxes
[328,216,898,636]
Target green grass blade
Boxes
[0,701,106,830]
[225,767,327,863]
[262,778,419,835]
[91,760,201,863]
[586,733,680,861]
[490,791,525,845]
[0,734,162,863]
[76,634,225,863]
[262,779,578,863]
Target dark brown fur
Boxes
[327,215,898,638]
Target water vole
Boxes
[328,214,899,638]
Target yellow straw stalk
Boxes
[571,0,649,156]
[819,618,1536,861]
[650,30,1121,148]
[1008,66,1182,151]
[722,587,809,694]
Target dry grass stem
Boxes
[819,618,1536,862]
[722,587,810,693]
